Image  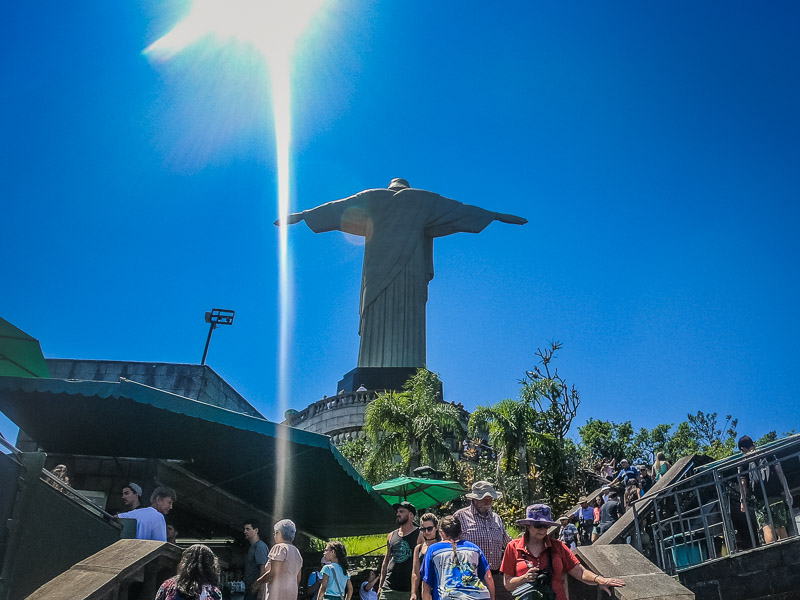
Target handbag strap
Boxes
[330,565,345,599]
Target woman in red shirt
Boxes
[500,504,625,600]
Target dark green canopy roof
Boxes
[0,375,394,538]
[0,317,50,378]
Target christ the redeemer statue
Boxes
[276,178,526,370]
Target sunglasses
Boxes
[530,523,549,529]
[421,526,436,532]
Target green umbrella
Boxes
[373,476,466,510]
[0,317,50,378]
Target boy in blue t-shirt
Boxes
[422,539,491,600]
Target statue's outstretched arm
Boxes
[494,212,527,225]
[273,212,305,226]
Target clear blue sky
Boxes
[3,1,799,445]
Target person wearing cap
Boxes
[121,483,143,510]
[609,459,638,487]
[557,516,578,551]
[572,499,594,546]
[378,501,420,600]
[637,465,653,494]
[117,485,176,542]
[454,481,512,600]
[276,180,526,370]
[500,504,625,600]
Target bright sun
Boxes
[144,0,329,517]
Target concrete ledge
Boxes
[28,539,182,600]
[571,545,694,600]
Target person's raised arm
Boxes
[493,213,527,225]
[274,212,305,226]
[365,572,380,592]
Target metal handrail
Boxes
[643,446,800,574]
[40,468,122,530]
[0,435,25,467]
[0,434,22,456]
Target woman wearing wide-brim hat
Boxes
[499,504,625,600]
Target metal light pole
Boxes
[201,308,235,365]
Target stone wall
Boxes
[286,390,470,445]
[45,359,262,418]
[286,391,376,443]
[678,536,800,600]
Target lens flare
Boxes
[145,0,327,522]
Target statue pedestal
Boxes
[336,367,419,394]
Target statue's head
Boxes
[388,178,410,191]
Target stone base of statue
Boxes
[337,366,419,394]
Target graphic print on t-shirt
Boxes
[392,538,413,563]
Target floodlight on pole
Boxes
[201,308,235,365]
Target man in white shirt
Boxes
[118,485,176,541]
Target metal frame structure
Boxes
[632,441,800,575]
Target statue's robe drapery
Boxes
[302,187,496,368]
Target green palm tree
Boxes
[364,369,466,479]
[469,398,552,503]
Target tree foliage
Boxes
[519,342,580,441]
[362,369,465,480]
[468,398,547,502]
[334,343,786,514]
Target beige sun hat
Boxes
[465,480,502,500]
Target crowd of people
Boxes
[121,436,796,600]
[140,480,626,600]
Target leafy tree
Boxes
[631,423,674,464]
[337,437,404,484]
[578,418,635,463]
[757,431,778,446]
[688,412,737,449]
[664,421,700,460]
[518,342,582,505]
[468,398,547,502]
[519,342,580,441]
[363,369,465,480]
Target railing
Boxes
[40,467,123,531]
[633,443,800,575]
[287,390,379,426]
[0,434,22,458]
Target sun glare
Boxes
[145,0,328,519]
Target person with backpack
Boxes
[421,515,495,600]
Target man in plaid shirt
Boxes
[454,481,512,600]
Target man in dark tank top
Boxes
[379,501,421,600]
